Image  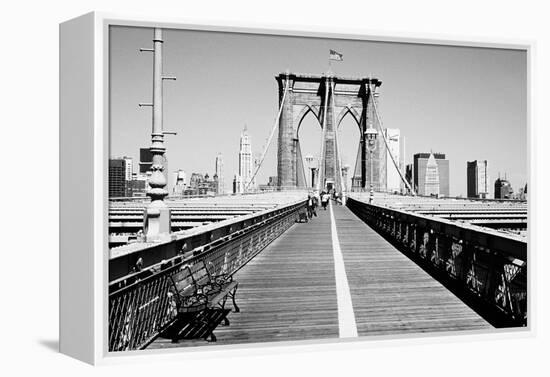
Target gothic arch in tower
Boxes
[275,73,383,192]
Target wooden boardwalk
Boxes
[150,202,490,349]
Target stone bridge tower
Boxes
[276,73,385,192]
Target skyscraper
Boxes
[384,128,401,193]
[304,155,318,188]
[109,158,127,197]
[172,169,186,196]
[413,152,450,197]
[494,176,514,199]
[424,153,440,196]
[467,160,489,199]
[129,172,148,197]
[237,125,255,192]
[215,153,224,194]
[123,156,133,182]
[139,148,152,174]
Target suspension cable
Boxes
[245,78,290,190]
[369,87,416,195]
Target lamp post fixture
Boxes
[139,28,177,242]
[365,126,378,203]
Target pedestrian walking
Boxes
[321,191,330,210]
[307,193,314,219]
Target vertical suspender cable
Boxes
[246,78,290,190]
[369,88,416,195]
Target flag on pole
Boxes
[329,49,344,61]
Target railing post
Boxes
[414,226,424,256]
[426,229,436,263]
[407,224,415,252]
[484,250,501,303]
[396,219,402,241]
[459,242,474,284]
[435,233,450,271]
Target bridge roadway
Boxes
[150,201,491,348]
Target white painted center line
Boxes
[329,201,358,338]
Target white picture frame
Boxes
[59,11,534,365]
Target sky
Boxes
[109,26,527,197]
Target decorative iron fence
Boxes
[108,200,306,352]
[346,197,527,327]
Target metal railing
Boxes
[108,199,306,352]
[346,197,527,327]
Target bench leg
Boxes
[205,331,217,342]
[230,286,240,313]
[217,297,230,326]
[204,312,218,342]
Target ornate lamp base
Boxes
[144,201,172,242]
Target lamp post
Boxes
[365,126,378,203]
[139,28,177,241]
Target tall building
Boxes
[173,169,186,187]
[424,153,440,196]
[467,160,489,199]
[495,176,514,199]
[304,155,318,188]
[236,125,255,193]
[139,148,153,174]
[384,128,401,193]
[233,175,239,194]
[215,153,224,194]
[109,158,127,198]
[413,152,450,197]
[129,172,148,197]
[172,169,186,196]
[123,157,133,182]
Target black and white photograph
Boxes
[106,24,528,353]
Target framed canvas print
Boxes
[59,12,532,365]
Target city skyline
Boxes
[109,26,527,197]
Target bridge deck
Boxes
[150,202,491,349]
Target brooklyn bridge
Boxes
[108,29,527,352]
